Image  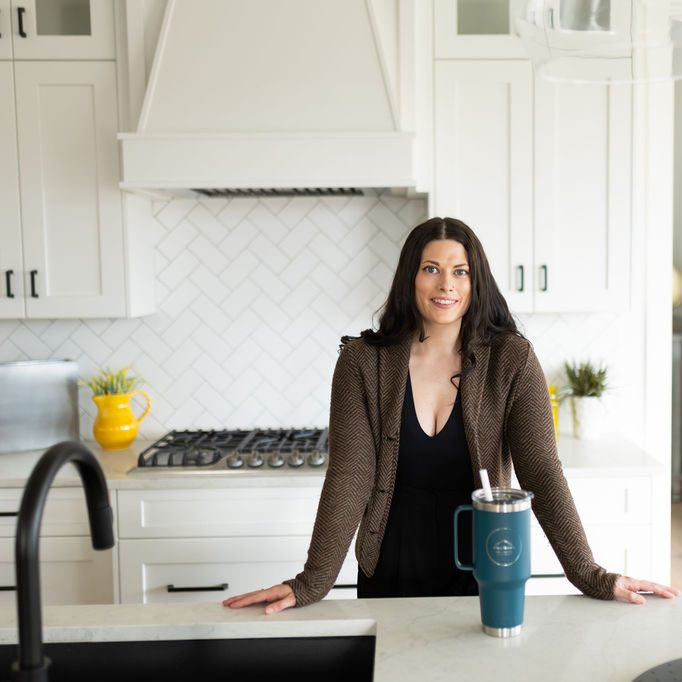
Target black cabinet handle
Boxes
[17,6,26,38]
[540,265,548,292]
[29,269,38,297]
[0,586,17,592]
[0,511,19,517]
[516,265,524,292]
[167,583,228,593]
[5,270,14,298]
[331,584,357,590]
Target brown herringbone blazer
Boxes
[284,332,619,606]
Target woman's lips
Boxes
[431,297,458,309]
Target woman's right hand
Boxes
[223,583,296,615]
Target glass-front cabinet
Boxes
[435,0,528,58]
[435,0,632,60]
[0,0,114,59]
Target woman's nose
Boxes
[439,274,454,291]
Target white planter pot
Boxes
[570,396,607,440]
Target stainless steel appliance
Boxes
[129,428,328,475]
[0,359,79,454]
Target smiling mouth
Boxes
[432,298,458,306]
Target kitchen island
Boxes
[0,438,670,605]
[0,594,681,681]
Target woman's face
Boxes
[414,239,471,331]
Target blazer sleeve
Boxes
[506,342,620,600]
[282,342,376,606]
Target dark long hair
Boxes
[342,217,522,368]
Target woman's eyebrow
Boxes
[422,259,469,267]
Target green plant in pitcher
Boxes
[563,360,608,398]
[84,366,143,396]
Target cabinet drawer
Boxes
[118,488,322,539]
[528,521,652,581]
[511,474,653,525]
[0,487,113,537]
[569,477,652,525]
[0,537,114,606]
[119,537,356,604]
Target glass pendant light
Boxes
[513,0,682,83]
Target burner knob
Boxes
[226,453,244,469]
[247,451,264,468]
[287,451,305,468]
[308,451,326,467]
[268,452,285,468]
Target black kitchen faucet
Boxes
[10,442,114,682]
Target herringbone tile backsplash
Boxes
[0,191,637,442]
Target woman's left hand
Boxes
[613,575,680,604]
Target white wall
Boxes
[0,191,639,446]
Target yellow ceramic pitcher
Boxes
[92,390,151,450]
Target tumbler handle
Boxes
[454,504,473,571]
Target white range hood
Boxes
[119,0,416,194]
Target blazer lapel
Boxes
[461,342,490,486]
[378,335,411,438]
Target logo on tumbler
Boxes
[485,527,522,567]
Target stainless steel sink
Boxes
[0,635,375,682]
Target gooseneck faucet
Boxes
[12,442,114,682]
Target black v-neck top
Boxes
[395,373,475,493]
[356,372,478,598]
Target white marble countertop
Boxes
[0,435,665,489]
[0,594,680,681]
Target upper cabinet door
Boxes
[434,0,527,58]
[533,63,632,313]
[543,0,631,55]
[434,60,534,313]
[9,0,114,59]
[14,61,126,318]
[0,61,25,318]
[0,0,12,59]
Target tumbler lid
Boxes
[471,488,534,512]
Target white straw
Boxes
[480,469,493,501]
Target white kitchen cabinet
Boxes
[0,0,12,59]
[11,60,126,318]
[0,486,115,605]
[533,63,632,312]
[434,0,527,58]
[0,59,154,319]
[0,61,24,318]
[433,58,632,313]
[1,0,114,60]
[0,537,114,606]
[119,536,304,604]
[434,59,534,312]
[519,474,653,596]
[436,0,631,61]
[117,487,359,604]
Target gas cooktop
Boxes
[129,428,328,475]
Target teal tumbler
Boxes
[454,488,534,638]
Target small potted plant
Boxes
[563,360,609,440]
[85,367,151,450]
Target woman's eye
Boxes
[455,269,469,277]
[424,265,439,274]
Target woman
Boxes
[225,217,679,614]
